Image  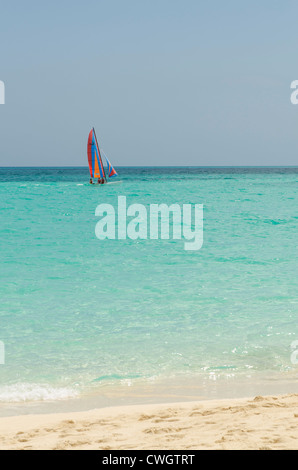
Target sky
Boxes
[1,0,298,166]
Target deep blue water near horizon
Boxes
[0,166,298,415]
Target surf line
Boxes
[95,196,203,251]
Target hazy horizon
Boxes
[2,164,298,168]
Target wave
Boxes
[0,383,79,403]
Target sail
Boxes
[105,155,118,178]
[87,128,106,179]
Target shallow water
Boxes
[0,167,297,413]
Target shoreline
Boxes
[1,371,298,418]
[0,392,298,449]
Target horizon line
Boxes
[1,165,298,169]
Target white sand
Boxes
[0,393,298,449]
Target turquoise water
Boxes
[0,167,298,412]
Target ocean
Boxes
[0,167,297,416]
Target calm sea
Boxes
[0,167,297,415]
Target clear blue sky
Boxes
[1,0,298,166]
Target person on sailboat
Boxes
[89,178,93,184]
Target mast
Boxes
[93,127,107,182]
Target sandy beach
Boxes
[0,393,297,450]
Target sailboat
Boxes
[87,127,118,183]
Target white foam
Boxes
[0,383,79,402]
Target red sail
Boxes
[87,128,106,179]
